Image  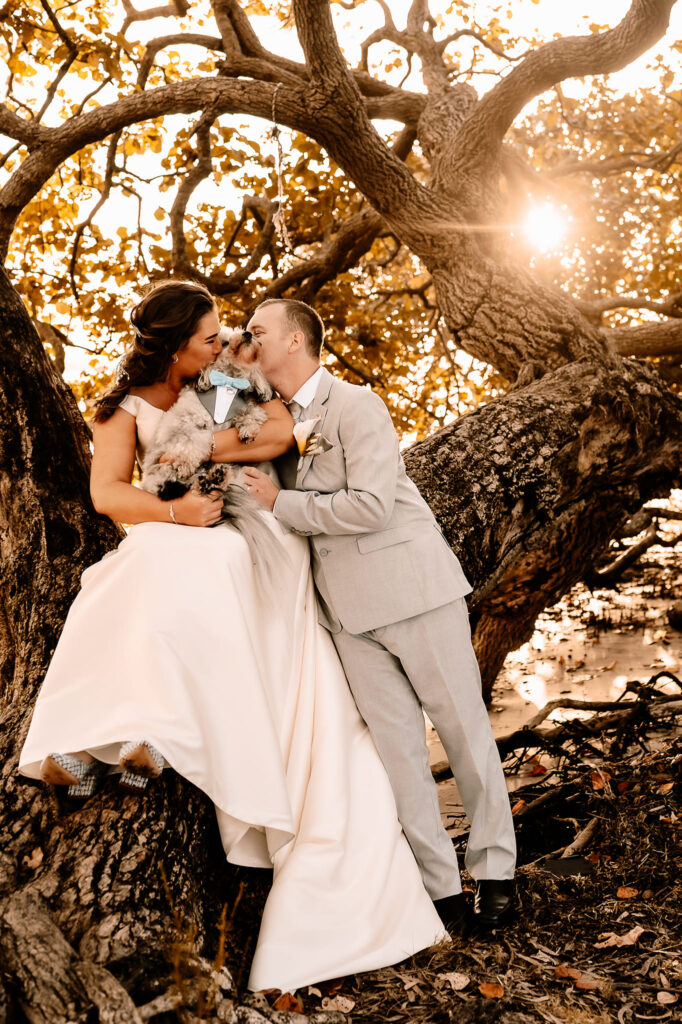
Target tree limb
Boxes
[453,0,676,179]
[607,318,682,359]
[577,290,682,321]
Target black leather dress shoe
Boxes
[473,879,517,929]
[433,892,472,938]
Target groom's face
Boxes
[246,303,294,378]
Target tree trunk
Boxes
[0,269,269,1019]
[404,355,681,693]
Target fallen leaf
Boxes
[576,973,602,991]
[307,986,322,998]
[529,762,548,776]
[594,925,645,949]
[479,982,504,998]
[273,993,303,1013]
[438,971,469,991]
[603,661,617,671]
[617,780,632,793]
[657,781,674,794]
[554,965,581,981]
[657,991,678,1005]
[512,799,527,815]
[617,887,639,899]
[321,996,355,1012]
[591,768,611,790]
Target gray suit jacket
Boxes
[273,368,472,634]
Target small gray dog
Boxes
[141,328,286,588]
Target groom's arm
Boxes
[272,389,399,536]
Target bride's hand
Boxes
[172,489,223,527]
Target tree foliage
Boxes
[1,0,680,439]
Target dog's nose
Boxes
[242,330,253,342]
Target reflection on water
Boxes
[428,526,681,828]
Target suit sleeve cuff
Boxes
[273,489,314,536]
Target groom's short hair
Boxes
[256,299,325,360]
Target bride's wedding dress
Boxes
[19,393,447,993]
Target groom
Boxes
[242,299,517,934]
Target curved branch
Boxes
[68,133,120,303]
[576,290,682,321]
[0,68,427,264]
[169,114,275,293]
[454,0,676,176]
[138,34,225,87]
[546,139,682,179]
[263,206,382,301]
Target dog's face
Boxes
[218,327,260,366]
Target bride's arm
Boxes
[90,409,222,527]
[210,397,295,464]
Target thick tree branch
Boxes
[0,105,49,148]
[607,318,682,359]
[121,0,190,35]
[453,0,676,178]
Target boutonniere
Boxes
[293,417,332,467]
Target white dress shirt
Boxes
[288,366,325,417]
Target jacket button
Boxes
[319,548,329,557]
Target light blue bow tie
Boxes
[209,370,250,389]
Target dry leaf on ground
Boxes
[595,924,645,948]
[273,992,304,1013]
[657,991,678,1005]
[437,972,469,991]
[575,973,602,991]
[616,886,639,899]
[321,996,356,1012]
[479,982,504,998]
[554,965,581,982]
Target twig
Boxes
[560,816,600,858]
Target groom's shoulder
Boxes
[327,372,387,412]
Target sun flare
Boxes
[523,203,567,253]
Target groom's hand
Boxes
[242,466,279,511]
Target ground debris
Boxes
[230,734,681,1024]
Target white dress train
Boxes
[19,394,447,993]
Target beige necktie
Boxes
[287,400,304,422]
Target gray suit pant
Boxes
[331,596,517,901]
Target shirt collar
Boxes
[289,365,324,411]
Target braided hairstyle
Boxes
[93,280,217,423]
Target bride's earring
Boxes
[172,355,179,363]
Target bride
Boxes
[18,279,448,993]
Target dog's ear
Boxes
[249,369,273,402]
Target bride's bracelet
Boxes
[169,502,178,525]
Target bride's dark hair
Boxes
[93,279,217,423]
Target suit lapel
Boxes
[197,389,216,419]
[297,368,334,487]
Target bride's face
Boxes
[175,308,222,378]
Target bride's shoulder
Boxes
[118,392,142,417]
